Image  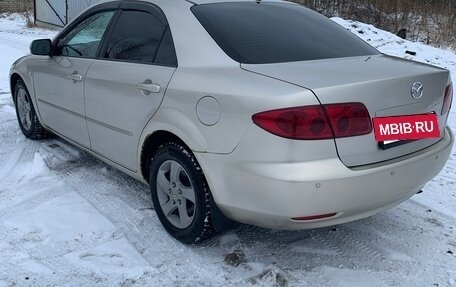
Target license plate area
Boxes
[378,139,416,150]
[373,113,440,143]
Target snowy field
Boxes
[0,13,455,287]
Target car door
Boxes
[85,3,177,171]
[33,10,116,147]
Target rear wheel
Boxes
[13,79,49,139]
[149,142,216,244]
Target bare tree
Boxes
[290,0,456,47]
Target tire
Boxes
[13,79,49,139]
[149,142,216,244]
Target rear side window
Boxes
[192,2,379,64]
[154,27,178,67]
[103,10,176,66]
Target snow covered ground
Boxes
[0,13,455,287]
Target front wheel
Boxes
[149,142,216,244]
[13,79,49,139]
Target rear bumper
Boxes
[196,127,454,230]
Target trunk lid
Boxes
[242,55,450,166]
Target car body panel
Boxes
[242,54,451,166]
[85,60,176,171]
[148,66,321,155]
[33,56,93,147]
[195,127,453,229]
[10,57,38,111]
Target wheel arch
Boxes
[140,130,188,183]
[140,129,236,233]
[10,71,38,118]
[10,73,23,101]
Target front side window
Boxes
[56,11,115,58]
[102,10,168,64]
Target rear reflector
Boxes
[252,103,372,140]
[442,83,453,116]
[292,213,337,221]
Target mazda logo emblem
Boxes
[411,82,424,99]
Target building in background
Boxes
[34,0,100,29]
[0,0,33,13]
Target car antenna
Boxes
[256,0,261,3]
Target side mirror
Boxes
[30,39,53,56]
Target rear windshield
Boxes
[191,2,379,64]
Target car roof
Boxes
[93,0,285,9]
[185,0,281,4]
[187,0,284,4]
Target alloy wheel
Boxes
[156,160,196,229]
[16,88,32,131]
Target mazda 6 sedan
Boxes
[10,0,454,243]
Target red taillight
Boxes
[252,103,372,140]
[442,83,453,116]
[324,103,373,138]
[252,105,333,140]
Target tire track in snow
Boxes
[410,198,456,220]
[0,139,45,185]
[0,136,63,224]
[309,226,416,287]
[0,109,20,167]
[0,148,145,286]
[0,147,24,182]
[37,141,230,286]
[0,185,64,224]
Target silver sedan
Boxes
[9,0,454,243]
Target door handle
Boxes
[68,72,83,82]
[137,80,160,95]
